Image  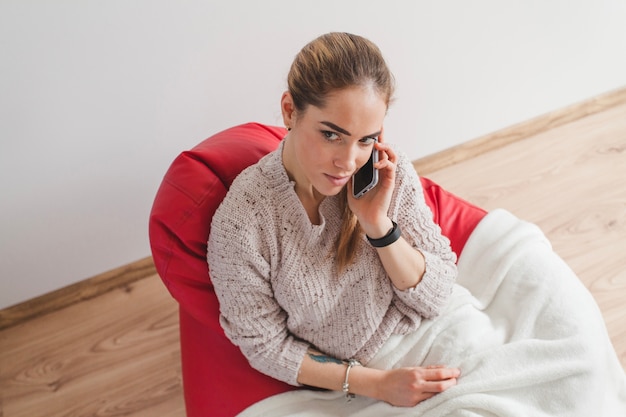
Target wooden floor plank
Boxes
[0,276,184,417]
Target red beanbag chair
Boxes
[148,123,486,416]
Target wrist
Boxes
[366,220,401,248]
[346,366,386,401]
[342,359,361,400]
[361,217,394,240]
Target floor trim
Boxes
[2,86,625,331]
[0,256,156,330]
[414,86,626,174]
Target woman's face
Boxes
[282,86,387,200]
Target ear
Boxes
[280,91,296,129]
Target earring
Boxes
[287,127,292,131]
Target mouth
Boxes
[325,173,351,187]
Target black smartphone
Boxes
[352,146,379,199]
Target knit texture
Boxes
[208,141,457,386]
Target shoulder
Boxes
[220,148,285,209]
[394,149,423,192]
[211,148,296,238]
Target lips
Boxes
[325,173,351,187]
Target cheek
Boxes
[297,135,325,167]
[356,149,372,169]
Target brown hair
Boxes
[287,32,395,270]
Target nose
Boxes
[333,143,359,172]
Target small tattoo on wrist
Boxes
[309,352,343,365]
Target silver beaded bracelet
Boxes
[342,358,362,401]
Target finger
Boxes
[385,145,397,163]
[376,142,397,164]
[415,392,436,404]
[374,158,396,171]
[424,367,461,380]
[422,378,458,393]
[378,126,385,144]
[377,144,389,161]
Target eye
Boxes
[360,136,378,145]
[321,130,340,141]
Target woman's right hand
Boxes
[367,366,461,407]
[298,349,460,408]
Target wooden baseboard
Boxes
[2,85,625,331]
[0,256,157,330]
[414,86,626,174]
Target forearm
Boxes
[297,348,385,400]
[361,218,426,291]
[297,348,461,406]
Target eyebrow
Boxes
[320,121,381,140]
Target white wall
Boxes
[1,0,625,309]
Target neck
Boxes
[282,137,324,224]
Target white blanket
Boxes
[239,209,626,417]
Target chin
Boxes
[314,185,342,198]
[326,185,347,197]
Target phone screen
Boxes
[352,148,379,198]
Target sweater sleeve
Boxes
[207,171,310,387]
[389,154,458,319]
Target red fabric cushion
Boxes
[149,123,486,417]
[420,177,486,258]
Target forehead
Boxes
[305,86,387,132]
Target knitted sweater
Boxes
[208,141,457,386]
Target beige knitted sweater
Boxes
[208,141,457,386]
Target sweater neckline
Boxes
[260,141,339,232]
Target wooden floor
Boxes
[423,100,626,368]
[1,97,625,416]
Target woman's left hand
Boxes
[348,130,397,238]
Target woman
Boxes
[208,32,461,407]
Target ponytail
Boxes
[335,188,362,271]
